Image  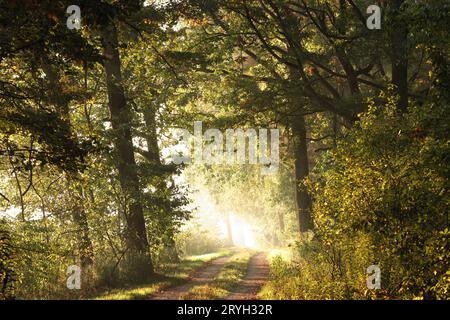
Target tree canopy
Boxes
[0,0,448,300]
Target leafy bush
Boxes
[175,221,227,256]
[309,94,450,299]
[262,93,449,300]
[0,223,19,300]
[260,235,371,300]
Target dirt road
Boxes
[148,255,232,300]
[224,252,269,300]
[148,251,270,300]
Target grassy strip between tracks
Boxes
[181,249,255,300]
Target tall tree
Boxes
[100,13,154,279]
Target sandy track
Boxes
[224,252,269,300]
[148,255,232,300]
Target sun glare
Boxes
[186,184,261,249]
[229,214,259,249]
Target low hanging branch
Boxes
[0,191,10,203]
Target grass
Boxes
[181,249,255,300]
[257,248,292,300]
[94,248,232,300]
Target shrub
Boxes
[0,224,19,300]
[309,95,450,299]
[260,235,371,300]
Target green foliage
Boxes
[308,94,450,299]
[184,164,298,248]
[0,223,19,300]
[260,236,371,300]
[7,219,95,300]
[1,0,448,300]
[176,220,227,256]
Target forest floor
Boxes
[149,250,269,300]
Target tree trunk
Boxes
[292,115,313,232]
[142,106,161,165]
[101,18,154,280]
[390,0,408,112]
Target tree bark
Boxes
[287,60,313,233]
[101,18,154,279]
[390,0,408,112]
[292,115,313,232]
[142,106,161,165]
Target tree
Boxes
[179,0,436,233]
[99,10,154,280]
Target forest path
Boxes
[148,254,232,300]
[224,252,269,300]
